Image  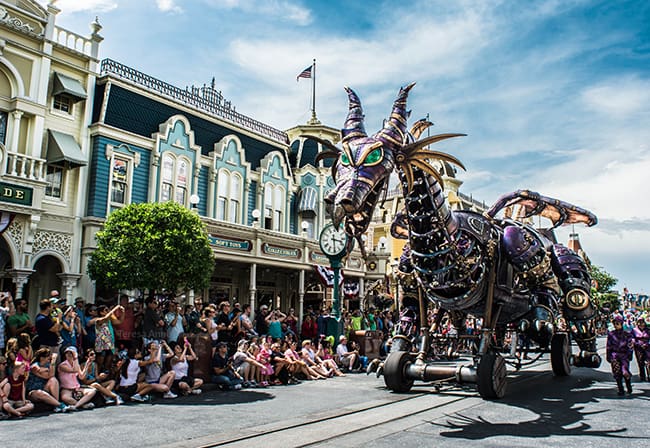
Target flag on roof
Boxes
[297,65,312,81]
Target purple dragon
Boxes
[308,83,600,399]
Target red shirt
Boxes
[114,306,135,341]
[8,373,25,401]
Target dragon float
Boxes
[307,83,600,399]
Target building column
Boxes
[9,110,23,153]
[249,263,257,320]
[8,269,33,302]
[57,273,82,305]
[298,269,305,332]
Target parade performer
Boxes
[631,317,650,381]
[606,315,634,395]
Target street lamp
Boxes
[189,194,200,211]
[252,209,261,227]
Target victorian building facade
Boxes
[0,0,102,313]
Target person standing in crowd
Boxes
[632,317,650,381]
[35,299,60,354]
[7,298,31,338]
[60,305,79,352]
[142,297,166,346]
[606,314,635,395]
[92,304,123,374]
[239,304,257,338]
[186,297,204,334]
[215,301,235,349]
[73,298,86,353]
[0,292,15,355]
[284,308,298,336]
[114,294,136,350]
[165,299,186,344]
[254,305,270,337]
[301,314,318,342]
[266,309,286,341]
[83,305,98,353]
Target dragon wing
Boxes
[485,189,597,228]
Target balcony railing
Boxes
[52,26,93,56]
[1,149,46,182]
[100,59,289,145]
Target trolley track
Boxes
[166,355,554,448]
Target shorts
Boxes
[96,349,113,358]
[117,384,138,396]
[172,376,195,392]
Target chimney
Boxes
[568,233,582,253]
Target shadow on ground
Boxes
[430,368,650,441]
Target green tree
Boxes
[88,201,214,294]
[589,265,620,312]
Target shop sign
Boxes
[0,182,32,206]
[209,235,252,251]
[310,252,329,263]
[262,243,301,259]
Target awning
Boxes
[46,130,87,167]
[52,72,87,102]
[298,187,318,214]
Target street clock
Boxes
[319,223,348,258]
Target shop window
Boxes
[52,95,72,114]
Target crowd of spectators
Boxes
[0,291,392,419]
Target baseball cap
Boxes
[339,335,347,341]
[216,341,228,348]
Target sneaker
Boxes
[190,388,202,395]
[104,396,116,405]
[67,405,78,412]
[233,384,242,390]
[130,394,146,402]
[163,391,178,399]
[115,395,124,405]
[54,403,67,413]
[82,402,95,410]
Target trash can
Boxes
[350,330,382,360]
[186,333,212,383]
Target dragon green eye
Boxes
[363,148,383,165]
[340,153,351,166]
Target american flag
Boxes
[296,65,312,81]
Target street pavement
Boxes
[3,336,650,448]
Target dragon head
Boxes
[308,83,466,242]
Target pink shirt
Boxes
[58,360,81,389]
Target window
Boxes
[53,95,72,114]
[161,155,174,202]
[159,153,192,206]
[263,183,285,231]
[0,111,7,144]
[45,166,63,199]
[110,157,129,206]
[215,170,242,223]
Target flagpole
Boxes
[311,58,317,123]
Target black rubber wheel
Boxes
[383,351,414,393]
[477,350,507,399]
[551,333,571,376]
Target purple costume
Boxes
[606,327,634,380]
[631,321,650,380]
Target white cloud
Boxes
[50,0,118,13]
[156,0,183,13]
[202,0,312,25]
[581,76,650,117]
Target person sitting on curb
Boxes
[170,338,203,396]
[336,335,359,372]
[57,346,97,411]
[1,361,34,418]
[211,341,243,390]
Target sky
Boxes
[43,0,649,293]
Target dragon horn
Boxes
[341,87,367,142]
[375,82,415,147]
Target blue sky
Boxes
[46,0,649,293]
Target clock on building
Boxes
[319,223,348,258]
